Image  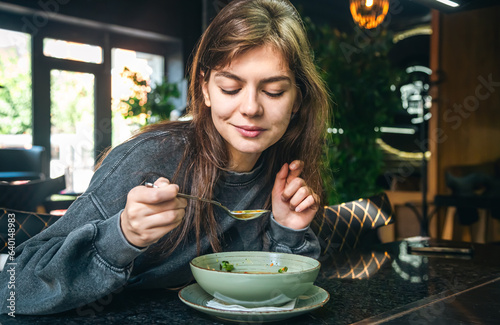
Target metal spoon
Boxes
[144,182,270,221]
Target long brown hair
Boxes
[138,0,330,257]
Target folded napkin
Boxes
[206,298,297,312]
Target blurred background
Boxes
[0,0,499,243]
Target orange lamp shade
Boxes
[350,0,390,29]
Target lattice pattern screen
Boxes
[313,193,393,253]
[0,208,62,253]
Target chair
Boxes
[0,208,62,254]
[0,175,66,212]
[436,159,500,242]
[312,192,394,254]
[0,146,45,182]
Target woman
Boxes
[0,0,330,315]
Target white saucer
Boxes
[178,283,330,323]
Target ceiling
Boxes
[291,0,431,32]
[1,0,498,38]
[409,0,500,13]
[291,0,500,32]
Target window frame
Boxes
[0,9,183,177]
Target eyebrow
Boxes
[214,71,292,84]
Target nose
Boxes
[239,88,262,117]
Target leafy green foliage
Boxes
[0,38,93,137]
[121,67,180,125]
[305,19,404,204]
[0,44,32,135]
[50,70,94,135]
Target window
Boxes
[43,38,103,64]
[0,12,183,193]
[0,29,32,148]
[50,70,95,192]
[111,48,165,145]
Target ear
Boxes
[201,73,211,108]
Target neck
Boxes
[228,152,261,172]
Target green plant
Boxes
[121,67,180,125]
[306,19,404,204]
[0,49,32,135]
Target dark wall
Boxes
[0,0,200,37]
[0,0,203,71]
[0,0,435,61]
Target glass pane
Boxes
[50,70,94,193]
[44,38,103,64]
[0,29,32,148]
[111,48,164,145]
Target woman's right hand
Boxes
[120,177,187,248]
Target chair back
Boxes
[0,146,45,181]
[0,208,62,254]
[0,175,66,212]
[443,159,500,224]
[312,192,394,253]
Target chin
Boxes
[234,145,267,155]
[238,149,265,155]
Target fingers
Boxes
[130,177,181,205]
[124,208,185,238]
[272,160,303,197]
[121,208,185,247]
[153,177,170,187]
[124,196,187,221]
[293,192,319,213]
[275,161,318,213]
[288,160,304,179]
[281,177,306,202]
[283,180,318,212]
[121,178,187,247]
[272,163,289,197]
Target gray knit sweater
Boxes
[0,126,320,315]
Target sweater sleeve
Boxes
[0,197,144,315]
[0,131,178,315]
[264,215,321,259]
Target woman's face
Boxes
[202,45,298,172]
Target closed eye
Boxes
[220,88,240,95]
[264,91,284,98]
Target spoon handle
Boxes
[176,192,229,212]
[144,182,231,214]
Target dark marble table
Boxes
[1,238,499,324]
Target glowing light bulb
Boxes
[350,0,389,29]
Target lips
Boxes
[235,125,265,138]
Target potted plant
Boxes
[120,67,180,125]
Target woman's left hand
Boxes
[271,160,319,230]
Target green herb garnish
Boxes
[278,266,288,273]
[220,260,234,272]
